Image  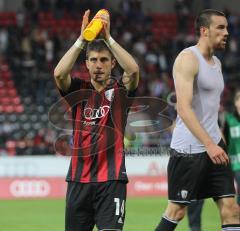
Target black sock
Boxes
[155,216,178,231]
[222,224,240,231]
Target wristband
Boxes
[105,36,116,47]
[74,39,84,49]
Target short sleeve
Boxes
[117,78,138,97]
[58,77,84,97]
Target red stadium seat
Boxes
[4,105,14,113]
[1,71,12,79]
[6,80,14,88]
[0,12,16,26]
[12,96,21,105]
[15,105,24,113]
[0,88,5,96]
[8,88,17,97]
[2,97,11,105]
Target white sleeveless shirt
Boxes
[170,45,224,153]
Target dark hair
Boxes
[195,9,225,37]
[86,39,112,59]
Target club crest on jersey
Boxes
[181,190,188,199]
[105,88,114,102]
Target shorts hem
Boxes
[99,229,122,231]
[169,194,235,203]
[213,194,236,200]
[168,199,191,204]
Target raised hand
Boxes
[100,11,111,40]
[80,10,90,40]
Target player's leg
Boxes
[94,181,127,231]
[155,201,186,231]
[234,171,240,206]
[155,151,206,231]
[216,197,240,230]
[65,182,95,231]
[187,200,204,231]
[209,139,240,230]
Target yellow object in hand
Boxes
[83,9,109,41]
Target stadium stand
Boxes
[0,0,239,155]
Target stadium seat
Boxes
[6,140,16,156]
[15,105,24,113]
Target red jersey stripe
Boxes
[113,88,124,179]
[71,104,81,181]
[80,131,92,182]
[97,124,108,181]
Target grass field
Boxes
[0,197,221,231]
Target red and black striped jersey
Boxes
[59,77,136,183]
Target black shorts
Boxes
[168,140,235,204]
[65,181,126,231]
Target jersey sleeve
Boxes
[58,77,84,97]
[118,78,138,97]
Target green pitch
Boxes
[0,197,220,231]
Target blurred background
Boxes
[1,0,240,155]
[0,0,240,230]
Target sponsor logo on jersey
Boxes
[83,121,96,126]
[84,105,110,120]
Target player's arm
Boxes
[101,13,139,91]
[54,10,90,92]
[174,51,229,165]
[222,118,229,145]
